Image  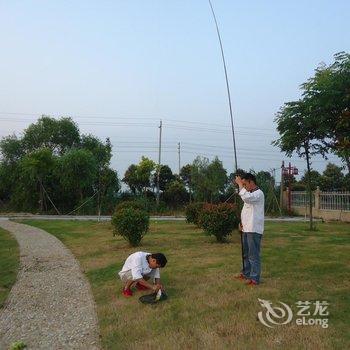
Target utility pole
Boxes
[280,160,285,211]
[178,142,181,174]
[156,120,162,206]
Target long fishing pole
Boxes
[208,0,244,273]
[208,0,238,172]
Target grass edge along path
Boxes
[21,220,350,350]
[0,226,20,308]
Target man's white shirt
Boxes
[119,251,160,280]
[239,187,265,234]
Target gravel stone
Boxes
[0,220,101,350]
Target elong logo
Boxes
[257,298,329,329]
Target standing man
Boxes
[234,173,265,286]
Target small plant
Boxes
[199,203,239,242]
[185,202,205,227]
[10,341,26,350]
[112,207,150,246]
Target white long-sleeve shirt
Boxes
[239,187,265,234]
[118,251,160,280]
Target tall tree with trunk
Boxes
[302,52,350,172]
[273,100,327,230]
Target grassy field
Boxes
[0,227,20,308]
[22,219,350,350]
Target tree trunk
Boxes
[305,145,314,230]
[345,156,350,174]
[39,180,44,214]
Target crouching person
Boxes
[118,252,167,297]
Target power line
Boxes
[0,112,277,131]
[0,117,276,135]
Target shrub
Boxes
[185,202,205,226]
[112,207,150,246]
[199,203,239,242]
[115,200,145,212]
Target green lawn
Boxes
[22,220,350,350]
[0,227,20,307]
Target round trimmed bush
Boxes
[112,207,150,246]
[185,202,205,226]
[115,200,145,212]
[199,203,239,242]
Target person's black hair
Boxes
[242,173,257,184]
[151,253,167,267]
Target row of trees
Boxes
[0,117,119,214]
[0,117,279,213]
[289,163,350,191]
[123,155,229,204]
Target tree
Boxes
[0,135,24,164]
[138,157,156,192]
[80,135,117,216]
[123,164,139,194]
[56,149,98,203]
[273,100,327,230]
[180,164,193,201]
[152,165,175,191]
[0,117,119,214]
[122,157,156,194]
[80,135,112,167]
[162,180,189,208]
[302,52,350,172]
[22,116,80,155]
[300,170,322,191]
[18,149,56,212]
[319,163,344,191]
[206,157,227,202]
[96,167,120,215]
[191,156,227,202]
[253,171,281,214]
[191,156,210,201]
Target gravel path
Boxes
[0,220,100,350]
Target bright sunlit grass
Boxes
[22,219,350,350]
[0,227,19,308]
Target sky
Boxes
[0,0,349,184]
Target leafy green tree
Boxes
[0,135,24,164]
[96,167,120,215]
[273,100,327,229]
[300,170,322,191]
[18,149,56,212]
[319,163,344,191]
[138,157,156,192]
[252,171,281,214]
[56,149,98,202]
[22,116,80,155]
[123,157,156,194]
[302,52,350,172]
[191,156,227,202]
[206,157,227,202]
[180,164,193,201]
[123,164,138,194]
[162,180,189,208]
[80,135,118,215]
[0,117,119,214]
[191,156,211,201]
[80,135,112,167]
[152,165,175,191]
